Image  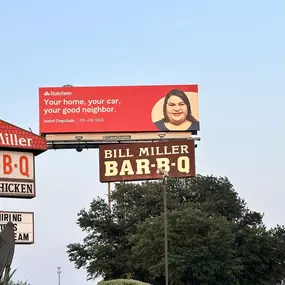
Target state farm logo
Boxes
[44,91,72,96]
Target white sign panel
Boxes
[0,151,35,198]
[0,211,34,244]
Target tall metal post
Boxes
[57,267,61,285]
[163,172,169,285]
[108,182,111,210]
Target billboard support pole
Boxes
[57,267,61,285]
[160,169,169,285]
[108,182,111,210]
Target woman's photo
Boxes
[153,89,199,133]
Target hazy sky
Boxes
[0,1,284,285]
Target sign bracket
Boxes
[46,136,201,151]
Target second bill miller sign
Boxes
[99,140,196,182]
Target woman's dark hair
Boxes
[163,89,197,123]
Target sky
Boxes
[0,0,284,285]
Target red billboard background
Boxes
[39,84,199,134]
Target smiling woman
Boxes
[153,89,199,132]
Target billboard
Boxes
[0,151,35,198]
[0,211,34,244]
[99,140,196,182]
[39,84,199,135]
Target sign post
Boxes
[107,182,111,210]
[161,171,169,285]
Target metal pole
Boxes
[163,174,169,285]
[57,267,61,285]
[108,182,111,210]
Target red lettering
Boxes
[3,154,12,174]
[19,156,29,177]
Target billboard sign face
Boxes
[39,85,199,135]
[99,140,196,182]
[0,120,47,155]
[0,151,35,198]
[0,211,34,244]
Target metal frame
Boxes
[46,136,201,150]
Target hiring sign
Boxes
[99,140,196,182]
[0,211,34,244]
[39,84,200,135]
[0,151,35,198]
